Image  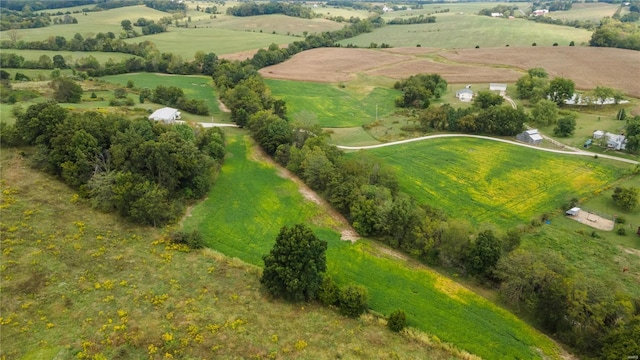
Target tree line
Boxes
[226,2,316,19]
[386,15,436,25]
[2,103,225,227]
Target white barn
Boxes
[149,107,181,124]
[456,88,474,102]
[489,83,507,92]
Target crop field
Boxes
[338,13,591,49]
[312,6,373,19]
[101,73,222,117]
[365,137,627,228]
[0,148,464,360]
[183,132,563,359]
[265,79,400,127]
[11,5,168,42]
[2,49,140,64]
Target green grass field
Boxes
[203,14,344,37]
[11,5,169,42]
[183,131,563,359]
[340,12,592,48]
[555,2,620,22]
[2,49,140,64]
[123,27,295,58]
[266,79,401,127]
[0,147,466,360]
[101,73,224,120]
[365,137,629,228]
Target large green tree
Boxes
[473,90,504,109]
[260,224,328,302]
[468,230,502,276]
[547,77,575,105]
[52,76,82,103]
[531,99,559,125]
[612,186,639,210]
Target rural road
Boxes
[335,134,640,165]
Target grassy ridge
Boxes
[366,137,626,228]
[0,148,462,360]
[183,131,563,359]
[266,79,401,127]
[1,50,140,63]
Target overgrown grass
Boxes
[340,10,592,48]
[0,147,464,360]
[265,79,401,127]
[183,131,564,359]
[101,73,225,120]
[365,137,628,228]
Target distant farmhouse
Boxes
[517,129,543,145]
[456,88,474,102]
[532,9,549,16]
[149,107,181,124]
[605,132,627,150]
[491,12,503,17]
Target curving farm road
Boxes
[335,133,639,165]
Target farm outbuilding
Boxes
[456,88,474,102]
[593,130,605,139]
[489,83,507,92]
[516,129,543,145]
[566,207,580,216]
[149,107,181,124]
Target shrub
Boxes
[617,226,626,236]
[317,275,340,306]
[388,309,407,332]
[339,285,368,317]
[170,230,205,249]
[616,216,626,224]
[90,92,97,99]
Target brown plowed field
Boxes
[257,47,640,97]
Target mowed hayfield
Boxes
[553,2,620,22]
[265,79,400,127]
[261,47,640,98]
[0,148,465,360]
[101,73,222,117]
[197,14,344,37]
[339,12,591,49]
[365,137,628,228]
[183,131,564,359]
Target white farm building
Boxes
[149,107,181,123]
[517,129,543,145]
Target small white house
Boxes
[593,130,605,139]
[491,12,503,17]
[532,9,549,16]
[605,132,627,150]
[456,88,474,102]
[149,107,181,124]
[516,129,543,145]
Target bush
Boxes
[616,216,626,224]
[388,309,407,332]
[617,226,626,236]
[339,285,368,317]
[318,275,340,306]
[170,230,205,249]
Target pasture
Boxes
[265,79,400,127]
[365,137,628,229]
[122,27,294,58]
[0,148,463,360]
[338,13,592,49]
[183,132,563,359]
[201,14,344,37]
[555,2,620,22]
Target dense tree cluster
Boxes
[612,186,639,210]
[387,15,436,25]
[0,8,52,30]
[590,18,640,51]
[497,249,640,357]
[516,68,575,105]
[226,2,315,19]
[9,102,225,226]
[478,5,518,17]
[51,76,83,103]
[394,73,447,109]
[261,224,327,302]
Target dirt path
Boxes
[249,144,360,242]
[218,99,231,113]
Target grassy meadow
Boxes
[365,137,629,228]
[0,148,467,360]
[266,79,401,127]
[1,50,140,64]
[202,14,344,37]
[183,131,564,359]
[101,73,225,120]
[555,2,620,22]
[340,12,591,48]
